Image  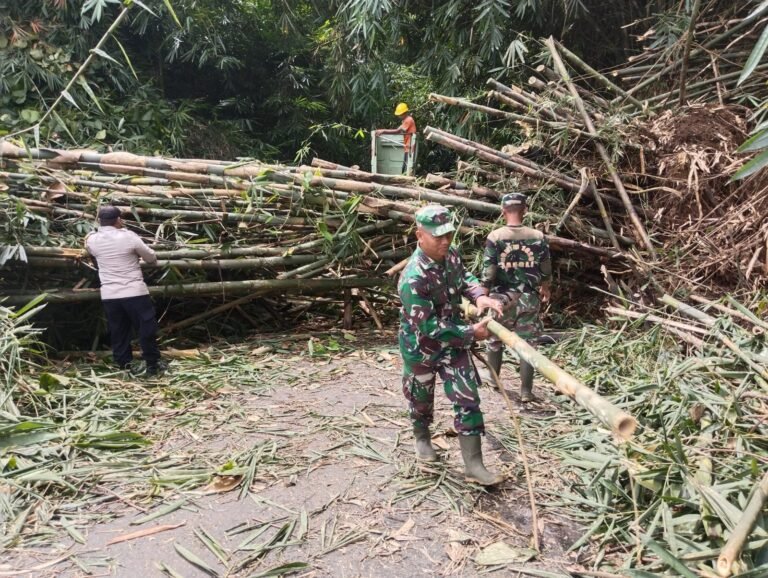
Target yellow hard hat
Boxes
[394,102,409,116]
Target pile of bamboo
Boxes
[421,15,768,290]
[0,140,622,331]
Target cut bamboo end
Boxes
[616,416,638,441]
[716,556,732,577]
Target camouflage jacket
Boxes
[398,246,487,364]
[481,225,551,296]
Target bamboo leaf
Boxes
[174,543,220,577]
[112,37,139,80]
[77,78,104,113]
[131,498,188,526]
[60,89,80,110]
[247,562,309,577]
[738,24,768,85]
[129,0,158,17]
[738,128,768,153]
[162,0,182,28]
[9,295,47,319]
[644,537,698,578]
[90,47,120,65]
[733,148,768,181]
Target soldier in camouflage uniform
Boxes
[482,193,551,402]
[398,205,505,486]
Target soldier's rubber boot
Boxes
[520,359,534,402]
[413,425,438,462]
[459,435,504,486]
[486,348,503,387]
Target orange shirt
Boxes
[400,115,416,151]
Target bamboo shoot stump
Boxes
[463,300,637,441]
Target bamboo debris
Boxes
[2,136,624,331]
[716,473,768,577]
[551,42,643,111]
[4,277,387,305]
[463,300,638,440]
[545,37,657,259]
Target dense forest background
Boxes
[1,0,694,169]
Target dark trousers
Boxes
[402,151,410,174]
[102,295,160,368]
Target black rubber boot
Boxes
[459,435,504,486]
[520,359,534,402]
[479,348,503,386]
[413,426,438,462]
[486,348,503,385]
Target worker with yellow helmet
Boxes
[375,102,417,174]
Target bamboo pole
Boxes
[716,472,768,577]
[3,277,389,305]
[679,0,704,105]
[545,37,657,259]
[160,291,269,335]
[690,294,768,334]
[553,39,645,111]
[605,306,710,335]
[463,300,637,440]
[661,294,768,389]
[429,93,599,141]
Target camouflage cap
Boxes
[501,192,527,209]
[415,205,456,236]
[98,205,121,225]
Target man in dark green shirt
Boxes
[398,205,504,486]
[482,193,551,402]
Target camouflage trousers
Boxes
[402,349,485,436]
[488,290,542,352]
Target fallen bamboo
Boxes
[661,294,768,389]
[716,472,768,577]
[690,294,768,334]
[605,306,710,335]
[463,300,638,440]
[160,291,269,334]
[3,277,389,305]
[545,37,657,259]
[554,39,645,111]
[428,93,597,140]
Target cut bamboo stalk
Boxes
[463,300,637,441]
[424,173,499,200]
[3,277,388,305]
[545,37,657,259]
[533,65,609,109]
[489,90,567,124]
[456,160,503,182]
[690,294,768,333]
[662,294,768,389]
[605,306,710,335]
[359,290,384,330]
[425,126,627,211]
[716,472,768,577]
